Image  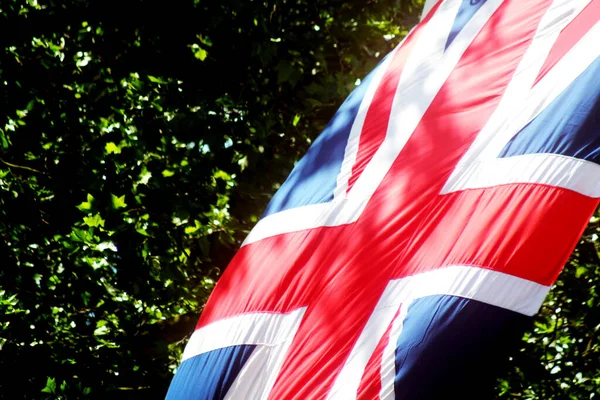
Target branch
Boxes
[0,158,43,174]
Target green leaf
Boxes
[147,75,168,84]
[152,101,163,112]
[110,194,127,209]
[41,377,56,394]
[136,227,149,236]
[94,324,109,336]
[162,169,175,177]
[293,114,301,126]
[96,320,108,328]
[70,228,97,244]
[576,266,588,278]
[0,129,10,149]
[105,142,121,154]
[191,44,208,61]
[184,220,202,234]
[237,155,248,171]
[83,214,105,228]
[76,202,92,212]
[77,194,95,212]
[138,169,152,185]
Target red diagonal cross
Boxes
[196,1,597,398]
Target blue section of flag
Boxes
[166,345,256,400]
[393,295,527,400]
[262,58,387,217]
[446,0,488,49]
[499,56,600,164]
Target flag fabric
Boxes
[167,0,600,398]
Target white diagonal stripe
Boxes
[327,265,549,400]
[442,0,597,195]
[244,0,503,246]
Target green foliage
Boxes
[1,0,599,399]
[0,0,423,398]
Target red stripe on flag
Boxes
[360,0,554,275]
[344,0,444,194]
[345,33,419,194]
[356,306,401,400]
[402,184,598,285]
[192,2,589,400]
[267,1,555,399]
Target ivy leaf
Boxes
[41,377,56,394]
[110,194,127,210]
[184,220,202,234]
[70,228,97,244]
[77,193,95,212]
[83,214,105,228]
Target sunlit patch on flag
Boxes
[167,0,600,398]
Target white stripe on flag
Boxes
[243,0,502,246]
[182,308,306,400]
[182,308,306,361]
[442,0,598,196]
[327,266,550,400]
[333,44,400,200]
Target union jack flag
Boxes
[167,0,600,398]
